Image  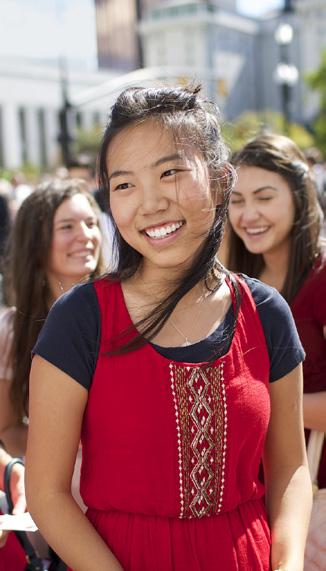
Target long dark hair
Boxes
[5,178,105,421]
[227,133,322,302]
[98,85,237,350]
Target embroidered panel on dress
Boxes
[169,362,227,519]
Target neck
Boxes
[46,274,89,305]
[131,263,189,301]
[261,244,290,291]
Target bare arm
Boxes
[303,391,326,431]
[0,443,26,547]
[0,379,16,434]
[0,378,27,457]
[0,309,18,437]
[302,325,326,431]
[300,323,326,432]
[26,356,123,571]
[264,365,313,571]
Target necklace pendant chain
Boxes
[168,281,214,346]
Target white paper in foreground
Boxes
[0,512,38,532]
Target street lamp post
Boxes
[135,0,144,68]
[57,58,74,167]
[274,22,298,134]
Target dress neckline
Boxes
[115,276,245,368]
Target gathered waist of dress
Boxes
[86,493,267,522]
[84,498,271,571]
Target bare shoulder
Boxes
[0,307,15,378]
[0,306,15,331]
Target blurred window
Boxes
[18,107,28,164]
[38,108,47,168]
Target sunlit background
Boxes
[0,0,325,171]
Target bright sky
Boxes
[0,0,283,69]
[238,0,282,16]
[0,0,97,69]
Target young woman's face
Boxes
[47,194,102,283]
[107,121,217,275]
[228,165,295,257]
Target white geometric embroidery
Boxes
[169,362,227,519]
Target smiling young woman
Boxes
[26,87,312,571]
[0,178,104,568]
[0,178,103,452]
[227,132,326,486]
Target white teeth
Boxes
[70,251,93,258]
[145,221,183,239]
[246,227,269,235]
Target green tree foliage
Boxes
[73,124,103,162]
[306,50,326,157]
[223,110,314,153]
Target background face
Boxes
[47,193,101,283]
[228,165,295,257]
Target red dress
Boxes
[0,518,26,571]
[77,277,271,570]
[291,254,326,487]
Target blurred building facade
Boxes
[139,2,259,120]
[95,0,326,124]
[0,58,117,169]
[1,0,325,170]
[95,0,237,70]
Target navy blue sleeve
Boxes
[244,276,305,382]
[33,283,100,390]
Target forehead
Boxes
[235,165,291,193]
[54,194,94,220]
[107,121,181,171]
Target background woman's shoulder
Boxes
[0,306,15,379]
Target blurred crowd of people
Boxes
[1,144,326,302]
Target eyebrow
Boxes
[108,153,184,181]
[232,185,279,196]
[55,216,96,224]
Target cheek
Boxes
[50,236,63,257]
[272,198,295,227]
[93,228,102,247]
[110,197,134,232]
[180,183,214,218]
[50,234,71,259]
[287,200,296,226]
[47,239,62,272]
[227,206,239,229]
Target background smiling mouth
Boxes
[245,227,269,235]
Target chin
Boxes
[242,240,266,255]
[67,266,96,281]
[246,247,266,256]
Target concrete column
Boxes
[2,103,21,169]
[25,107,40,166]
[44,108,60,167]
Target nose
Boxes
[240,202,261,224]
[76,222,94,242]
[139,183,169,215]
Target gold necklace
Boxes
[169,286,210,346]
[135,271,220,345]
[169,320,193,346]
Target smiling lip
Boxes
[68,249,95,258]
[243,226,270,237]
[142,221,184,240]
